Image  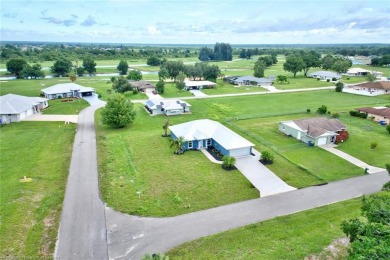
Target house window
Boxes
[207,139,211,146]
[188,141,193,149]
[282,125,285,131]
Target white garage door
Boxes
[317,137,327,146]
[26,108,33,117]
[229,147,251,157]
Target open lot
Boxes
[168,198,361,259]
[0,122,76,258]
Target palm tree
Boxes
[162,119,171,137]
[170,136,184,154]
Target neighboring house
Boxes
[41,83,95,99]
[184,80,216,90]
[356,107,390,125]
[347,56,371,65]
[145,99,191,116]
[308,71,341,81]
[224,76,274,87]
[279,117,347,146]
[0,94,48,123]
[344,81,390,96]
[346,68,383,77]
[169,119,255,157]
[129,80,156,93]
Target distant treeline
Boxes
[1,42,390,63]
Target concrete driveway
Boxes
[235,149,296,196]
[145,92,163,99]
[189,89,208,97]
[320,144,384,174]
[83,94,106,106]
[23,114,78,123]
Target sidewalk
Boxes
[320,144,384,174]
[23,114,78,123]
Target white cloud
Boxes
[147,26,160,35]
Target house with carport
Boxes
[129,80,156,93]
[41,83,95,99]
[224,76,274,87]
[145,99,191,116]
[343,81,390,96]
[183,80,216,90]
[279,117,347,146]
[169,119,255,157]
[308,71,341,81]
[0,94,48,123]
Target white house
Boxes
[343,81,390,96]
[308,71,341,81]
[224,76,274,87]
[41,83,95,100]
[346,68,383,78]
[184,80,216,90]
[0,94,48,123]
[145,99,191,116]
[169,119,255,157]
[279,117,347,146]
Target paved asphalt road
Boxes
[106,171,389,259]
[55,103,108,260]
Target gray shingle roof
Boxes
[292,117,346,138]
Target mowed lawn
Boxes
[42,98,89,115]
[96,90,389,217]
[0,122,76,258]
[168,198,362,259]
[336,115,390,168]
[96,106,259,217]
[233,114,364,186]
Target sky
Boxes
[1,0,389,44]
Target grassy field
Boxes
[96,105,259,217]
[168,198,362,259]
[0,122,76,258]
[96,90,389,216]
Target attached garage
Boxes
[0,94,48,123]
[169,119,255,158]
[316,136,328,146]
[229,147,252,157]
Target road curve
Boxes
[106,171,389,259]
[55,103,107,260]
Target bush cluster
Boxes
[349,111,368,119]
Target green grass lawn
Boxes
[0,122,76,258]
[43,98,90,115]
[96,90,389,217]
[168,198,362,259]
[96,106,259,217]
[336,115,390,168]
[233,114,364,186]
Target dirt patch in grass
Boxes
[305,237,349,260]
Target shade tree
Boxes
[101,93,136,128]
[6,58,27,78]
